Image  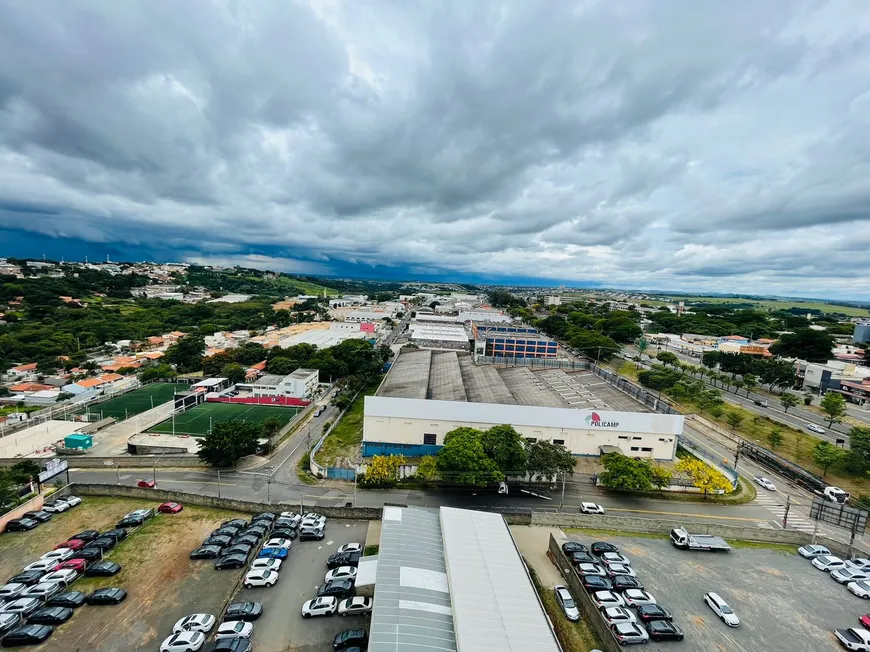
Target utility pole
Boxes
[782,494,791,529]
[559,472,566,512]
[217,470,221,498]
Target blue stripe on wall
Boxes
[362,442,443,457]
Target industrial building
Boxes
[408,322,470,351]
[278,322,372,349]
[237,368,319,399]
[854,321,870,344]
[471,323,558,360]
[360,505,561,652]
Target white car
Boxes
[160,631,205,652]
[576,563,606,577]
[57,496,82,508]
[754,477,777,491]
[41,548,75,563]
[337,543,363,555]
[244,568,279,588]
[23,559,57,573]
[40,501,70,513]
[0,598,40,616]
[848,580,870,599]
[251,558,283,572]
[835,627,870,651]
[303,512,325,521]
[0,584,25,600]
[833,568,870,585]
[279,511,302,521]
[848,559,870,571]
[301,517,326,530]
[22,582,63,601]
[605,563,636,578]
[798,544,831,559]
[325,566,358,583]
[580,502,605,514]
[623,589,656,607]
[592,590,625,609]
[813,555,846,571]
[600,552,631,567]
[807,423,826,434]
[301,596,338,618]
[611,622,649,645]
[602,606,636,626]
[173,613,216,634]
[704,592,739,627]
[41,569,78,586]
[554,585,579,622]
[338,596,373,617]
[215,620,253,639]
[264,538,292,550]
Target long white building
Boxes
[362,395,681,460]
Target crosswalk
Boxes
[754,493,817,533]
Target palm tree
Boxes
[732,378,744,395]
[742,374,758,397]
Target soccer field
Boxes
[146,402,300,436]
[76,382,190,420]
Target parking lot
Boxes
[564,532,851,652]
[232,519,370,652]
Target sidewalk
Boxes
[511,525,565,588]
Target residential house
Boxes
[9,382,54,393]
[5,362,38,380]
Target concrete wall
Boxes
[0,493,44,533]
[42,456,206,469]
[66,483,383,520]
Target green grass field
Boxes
[147,402,300,436]
[651,295,870,317]
[76,382,190,420]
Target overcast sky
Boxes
[1,1,869,298]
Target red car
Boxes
[137,479,156,488]
[53,558,87,573]
[860,614,870,629]
[56,539,86,551]
[158,502,183,514]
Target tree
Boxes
[266,357,296,375]
[767,427,783,449]
[780,393,800,413]
[742,374,758,397]
[363,455,406,485]
[0,471,15,510]
[650,465,673,490]
[260,416,282,438]
[820,392,847,426]
[525,440,575,482]
[196,419,261,467]
[414,455,439,482]
[845,427,870,473]
[140,363,177,382]
[55,391,74,402]
[436,428,502,487]
[8,460,40,485]
[725,411,744,432]
[701,351,721,369]
[202,351,236,377]
[656,351,679,366]
[597,453,655,491]
[675,458,732,497]
[480,425,527,477]
[813,441,844,477]
[768,328,834,363]
[731,379,744,395]
[221,363,247,385]
[163,334,206,372]
[804,393,814,406]
[709,404,725,420]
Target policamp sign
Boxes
[584,412,620,428]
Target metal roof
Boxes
[439,507,561,652]
[368,507,457,652]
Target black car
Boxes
[76,547,104,562]
[115,516,145,529]
[562,541,588,555]
[299,527,325,541]
[85,561,121,577]
[224,543,253,558]
[590,542,619,556]
[208,638,252,652]
[333,628,367,651]
[241,526,267,539]
[7,571,45,587]
[570,551,595,565]
[85,537,116,551]
[327,552,361,569]
[273,518,297,530]
[1,624,53,647]
[85,588,127,605]
[211,526,242,538]
[22,511,52,523]
[190,545,223,560]
[579,575,613,592]
[215,554,248,570]
[636,604,673,623]
[0,614,21,638]
[3,518,38,533]
[27,606,73,625]
[252,512,276,524]
[70,530,100,542]
[224,601,263,621]
[47,591,86,609]
[270,528,298,541]
[222,519,249,529]
[203,535,232,548]
[318,579,354,599]
[231,534,259,548]
[101,528,128,542]
[611,575,643,592]
[647,620,684,642]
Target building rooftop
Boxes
[253,374,285,387]
[409,323,469,343]
[289,368,318,379]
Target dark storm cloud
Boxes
[0,0,869,297]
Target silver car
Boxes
[611,621,649,645]
[554,585,579,622]
[798,544,831,559]
[602,606,636,626]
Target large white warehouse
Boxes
[362,395,682,460]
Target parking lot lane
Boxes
[566,532,854,652]
[233,520,370,652]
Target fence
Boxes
[677,434,738,487]
[326,467,357,480]
[477,355,587,370]
[587,363,683,415]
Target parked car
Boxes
[600,552,631,567]
[160,631,205,652]
[75,548,104,563]
[115,516,145,529]
[554,585,579,622]
[57,496,81,507]
[70,530,99,542]
[22,511,52,523]
[190,546,224,560]
[648,620,685,642]
[301,517,326,530]
[807,423,826,434]
[250,559,282,572]
[4,519,38,533]
[798,544,831,559]
[46,591,86,608]
[273,518,298,531]
[636,604,673,623]
[263,538,292,550]
[40,548,75,563]
[173,613,216,634]
[580,502,605,514]
[850,580,870,599]
[85,561,121,577]
[252,512,276,524]
[85,587,127,605]
[318,579,354,599]
[611,575,644,592]
[754,399,769,408]
[231,535,259,548]
[337,597,372,617]
[813,555,847,571]
[327,552,361,569]
[861,614,870,629]
[48,560,85,578]
[137,479,156,488]
[22,582,63,601]
[214,555,249,571]
[704,592,739,627]
[834,568,870,585]
[6,571,45,587]
[158,502,183,514]
[591,542,619,556]
[84,537,117,552]
[325,567,358,583]
[211,527,243,538]
[561,541,588,555]
[243,569,279,588]
[605,564,636,578]
[208,638,252,652]
[337,543,363,555]
[101,529,128,542]
[0,624,53,647]
[302,596,338,618]
[754,476,777,491]
[27,606,73,625]
[203,535,232,549]
[270,528,298,541]
[622,589,657,607]
[41,569,79,587]
[601,606,636,626]
[0,598,41,617]
[215,621,253,639]
[592,590,625,609]
[56,539,86,551]
[257,547,288,560]
[0,584,25,600]
[611,621,649,645]
[580,575,613,592]
[835,627,870,651]
[848,559,870,572]
[221,519,248,529]
[224,544,253,558]
[40,501,69,513]
[299,527,325,541]
[333,628,367,650]
[224,602,263,621]
[278,512,302,525]
[0,613,20,638]
[570,551,595,565]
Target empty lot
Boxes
[564,531,851,652]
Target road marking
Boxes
[607,508,763,522]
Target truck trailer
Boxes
[670,527,731,552]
